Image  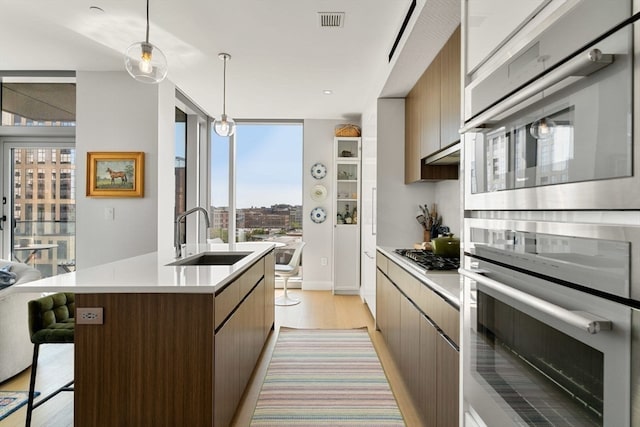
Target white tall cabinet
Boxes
[333,137,361,294]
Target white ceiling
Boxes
[0,0,460,120]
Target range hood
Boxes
[423,142,460,165]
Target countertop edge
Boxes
[11,243,275,295]
[377,246,461,308]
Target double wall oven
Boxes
[460,1,640,426]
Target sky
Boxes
[210,123,303,208]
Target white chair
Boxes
[275,241,305,306]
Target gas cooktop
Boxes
[394,249,460,271]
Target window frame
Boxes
[210,119,303,244]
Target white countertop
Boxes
[377,246,461,308]
[13,242,275,294]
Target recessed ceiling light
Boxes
[323,90,333,95]
[89,6,105,13]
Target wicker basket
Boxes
[334,124,361,137]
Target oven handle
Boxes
[460,49,613,133]
[459,268,612,335]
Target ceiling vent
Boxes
[318,12,345,28]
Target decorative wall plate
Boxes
[310,184,328,201]
[310,206,327,224]
[310,162,327,179]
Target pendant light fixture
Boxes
[530,116,556,140]
[214,53,236,137]
[124,0,168,84]
[529,54,555,140]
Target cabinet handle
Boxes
[363,251,374,259]
[460,49,613,133]
[459,268,612,335]
[372,187,377,236]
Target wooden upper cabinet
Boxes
[422,53,441,159]
[440,26,461,149]
[404,25,461,183]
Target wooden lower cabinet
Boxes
[215,278,270,426]
[75,251,275,427]
[265,251,275,337]
[216,278,267,426]
[376,251,459,427]
[400,296,420,399]
[437,334,459,427]
[376,275,402,359]
[419,314,438,426]
[215,308,240,427]
[376,269,388,334]
[75,293,215,427]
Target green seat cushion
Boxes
[30,321,74,344]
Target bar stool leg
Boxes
[25,344,39,427]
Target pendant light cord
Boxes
[222,57,227,115]
[145,0,150,43]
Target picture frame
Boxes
[86,152,144,197]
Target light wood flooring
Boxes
[0,289,420,427]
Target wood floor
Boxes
[0,290,420,427]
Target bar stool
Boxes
[26,292,75,427]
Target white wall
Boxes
[376,98,435,248]
[360,100,378,314]
[76,71,175,268]
[433,180,461,237]
[302,119,345,291]
[156,82,178,252]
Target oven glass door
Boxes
[462,264,632,427]
[476,289,603,425]
[464,22,634,210]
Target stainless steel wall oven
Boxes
[460,2,640,426]
[460,218,639,426]
[462,3,639,211]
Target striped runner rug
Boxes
[250,327,406,426]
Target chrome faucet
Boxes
[174,207,211,258]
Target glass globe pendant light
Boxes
[124,0,168,84]
[214,53,236,137]
[530,116,556,140]
[529,54,555,140]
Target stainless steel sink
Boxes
[167,251,251,266]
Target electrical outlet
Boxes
[321,257,328,266]
[77,307,104,325]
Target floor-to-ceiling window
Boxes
[174,107,187,246]
[174,92,209,246]
[1,78,76,277]
[210,132,230,242]
[211,121,303,264]
[175,107,187,218]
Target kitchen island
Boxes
[15,242,276,427]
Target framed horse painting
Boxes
[86,152,144,197]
